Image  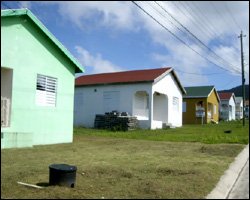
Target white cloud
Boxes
[75,46,124,74]
[38,2,248,41]
[152,43,209,86]
[37,1,249,85]
[213,45,241,73]
[39,1,248,55]
[40,1,138,31]
[136,1,249,85]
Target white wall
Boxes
[228,96,236,120]
[220,97,236,121]
[153,73,183,127]
[235,97,243,119]
[74,83,152,128]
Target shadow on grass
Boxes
[36,182,50,187]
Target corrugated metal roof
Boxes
[1,9,84,73]
[184,86,215,98]
[75,67,186,94]
[183,85,220,102]
[76,68,170,85]
[218,92,234,100]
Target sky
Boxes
[1,1,249,91]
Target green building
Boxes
[1,9,84,148]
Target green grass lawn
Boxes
[74,120,249,144]
[1,120,249,199]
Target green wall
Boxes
[1,15,76,148]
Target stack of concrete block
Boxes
[94,111,138,131]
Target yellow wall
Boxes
[183,98,207,124]
[183,90,219,124]
[207,89,219,123]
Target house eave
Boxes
[183,96,208,99]
[153,68,186,95]
[75,80,154,87]
[207,87,221,102]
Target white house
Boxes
[218,92,236,121]
[235,97,243,120]
[74,67,186,129]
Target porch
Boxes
[132,90,168,129]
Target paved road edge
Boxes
[205,144,249,199]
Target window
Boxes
[36,74,57,107]
[182,101,186,112]
[173,97,179,111]
[214,105,217,115]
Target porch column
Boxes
[148,89,154,129]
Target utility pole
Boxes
[238,31,246,126]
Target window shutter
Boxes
[36,74,57,107]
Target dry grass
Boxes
[1,135,245,199]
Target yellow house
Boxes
[183,86,220,124]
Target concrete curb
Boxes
[206,144,249,199]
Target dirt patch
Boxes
[156,167,197,176]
